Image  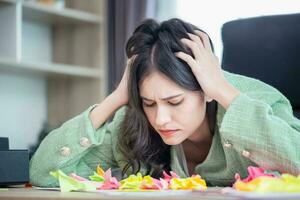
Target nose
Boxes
[155,105,171,127]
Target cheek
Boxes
[143,108,156,124]
[178,100,206,124]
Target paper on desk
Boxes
[50,170,97,192]
[33,186,197,196]
[33,187,200,197]
[90,189,194,196]
[33,186,60,191]
[49,166,207,192]
[222,187,300,199]
[234,166,300,192]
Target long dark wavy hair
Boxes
[118,18,217,178]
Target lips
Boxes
[159,129,179,137]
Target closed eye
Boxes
[168,100,183,106]
[143,102,156,107]
[143,100,183,107]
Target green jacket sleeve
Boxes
[29,105,126,187]
[219,91,300,175]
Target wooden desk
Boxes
[3,188,300,200]
[0,188,238,200]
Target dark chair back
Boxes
[221,13,300,118]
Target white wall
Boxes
[175,0,300,59]
[0,71,47,149]
[0,20,51,149]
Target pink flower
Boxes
[235,166,276,183]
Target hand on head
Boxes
[175,30,224,102]
[115,55,137,106]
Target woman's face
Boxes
[139,70,208,145]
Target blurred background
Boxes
[0,0,299,155]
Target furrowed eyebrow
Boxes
[141,93,184,101]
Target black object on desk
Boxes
[0,137,29,185]
[0,137,8,151]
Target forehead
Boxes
[139,71,185,97]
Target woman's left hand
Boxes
[175,30,240,109]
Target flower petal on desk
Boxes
[50,170,96,192]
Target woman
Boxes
[30,18,300,187]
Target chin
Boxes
[162,137,184,146]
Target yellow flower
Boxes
[170,175,207,190]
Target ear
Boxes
[204,95,213,103]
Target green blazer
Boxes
[29,72,300,187]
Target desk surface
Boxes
[2,188,300,200]
[0,188,239,200]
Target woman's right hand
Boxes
[113,56,136,106]
[90,56,136,129]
